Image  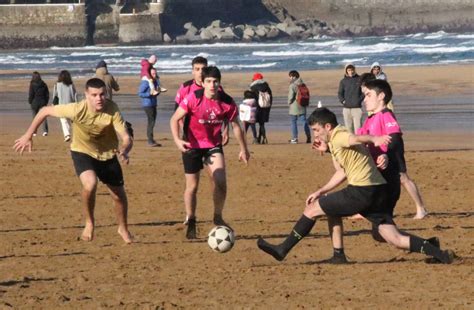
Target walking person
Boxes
[52,70,77,142]
[95,60,120,100]
[249,72,272,144]
[138,67,161,147]
[241,90,258,144]
[287,70,311,144]
[338,63,364,133]
[28,71,49,137]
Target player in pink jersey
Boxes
[170,66,250,239]
[174,56,229,145]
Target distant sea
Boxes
[0,31,473,78]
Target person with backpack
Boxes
[249,72,272,144]
[287,70,311,144]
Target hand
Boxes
[306,190,322,207]
[119,151,130,165]
[13,134,33,155]
[222,131,229,146]
[239,149,250,165]
[312,138,328,153]
[174,139,191,153]
[376,154,388,170]
[373,135,391,147]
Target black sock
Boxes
[410,236,444,259]
[333,248,345,257]
[280,215,316,255]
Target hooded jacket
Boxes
[338,64,363,108]
[29,79,49,107]
[371,62,388,80]
[95,67,120,100]
[288,77,307,115]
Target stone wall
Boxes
[0,4,86,49]
[266,0,474,34]
[118,13,162,44]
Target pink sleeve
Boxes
[382,112,401,135]
[140,60,151,78]
[179,92,194,113]
[356,123,368,135]
[226,101,238,122]
[175,84,185,104]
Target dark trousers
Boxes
[31,104,48,133]
[143,106,157,143]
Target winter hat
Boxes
[252,72,263,81]
[96,60,107,69]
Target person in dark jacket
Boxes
[249,72,272,144]
[95,60,120,100]
[28,71,49,136]
[338,64,363,133]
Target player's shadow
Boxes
[131,220,182,227]
[1,251,88,260]
[0,277,56,287]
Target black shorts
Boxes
[182,146,224,174]
[319,184,394,226]
[71,151,124,187]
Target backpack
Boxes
[258,91,271,108]
[296,83,310,107]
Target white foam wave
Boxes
[455,34,474,39]
[70,52,104,56]
[218,62,277,70]
[424,31,448,39]
[413,46,474,54]
[297,39,351,47]
[316,61,331,65]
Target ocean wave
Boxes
[413,46,474,54]
[424,31,448,39]
[455,34,474,39]
[218,62,277,70]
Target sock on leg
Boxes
[257,215,316,261]
[409,236,453,264]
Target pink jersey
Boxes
[140,59,152,78]
[175,79,202,106]
[357,108,402,158]
[180,89,237,149]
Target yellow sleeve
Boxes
[112,109,126,133]
[333,130,351,148]
[53,103,77,120]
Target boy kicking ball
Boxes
[170,66,250,239]
[257,107,455,264]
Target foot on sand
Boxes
[80,224,94,241]
[413,210,428,219]
[349,214,366,220]
[257,237,285,261]
[118,227,133,244]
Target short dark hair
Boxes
[85,78,106,90]
[346,64,355,71]
[58,70,73,85]
[201,66,221,82]
[307,107,338,128]
[243,90,255,99]
[363,79,393,104]
[31,71,42,82]
[192,56,208,66]
[289,70,300,78]
[359,72,376,86]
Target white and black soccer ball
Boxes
[207,226,235,253]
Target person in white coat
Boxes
[53,70,77,142]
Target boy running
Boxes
[257,107,454,264]
[14,78,133,244]
[170,66,250,239]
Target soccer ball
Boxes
[207,226,235,253]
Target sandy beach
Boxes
[0,64,473,308]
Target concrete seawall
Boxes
[0,0,472,49]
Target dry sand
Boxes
[0,65,473,308]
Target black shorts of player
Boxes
[319,184,395,226]
[71,151,124,187]
[182,146,223,174]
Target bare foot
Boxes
[413,210,428,220]
[349,214,365,220]
[118,227,133,244]
[80,224,94,241]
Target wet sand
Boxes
[0,65,473,308]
